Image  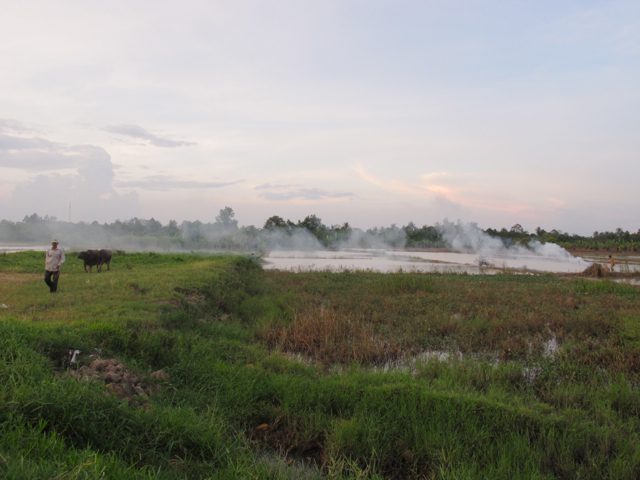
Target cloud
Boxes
[0,118,35,134]
[116,175,241,191]
[0,123,111,172]
[0,126,76,170]
[0,133,60,162]
[420,172,468,206]
[104,124,195,148]
[355,164,525,215]
[256,184,352,201]
[0,133,54,152]
[355,164,435,197]
[254,182,301,190]
[0,122,139,221]
[356,165,521,215]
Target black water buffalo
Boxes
[98,249,112,272]
[78,250,99,272]
[78,249,112,272]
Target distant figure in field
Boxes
[78,249,112,272]
[608,255,616,273]
[44,239,65,293]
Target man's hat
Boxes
[52,239,59,244]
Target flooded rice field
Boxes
[263,248,597,274]
[4,243,638,275]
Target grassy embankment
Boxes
[1,251,640,479]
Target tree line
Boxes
[1,210,639,252]
[485,224,640,252]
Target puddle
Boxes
[375,349,465,373]
[280,335,561,387]
[543,336,559,358]
[522,366,543,384]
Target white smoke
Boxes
[259,227,325,252]
[335,227,407,250]
[437,219,587,266]
[437,220,504,256]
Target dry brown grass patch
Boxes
[258,307,402,365]
[0,272,39,284]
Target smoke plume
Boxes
[436,219,587,265]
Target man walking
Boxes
[45,239,65,293]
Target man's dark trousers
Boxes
[44,270,60,292]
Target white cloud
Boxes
[116,175,241,191]
[104,124,196,148]
[0,121,139,221]
[256,184,352,201]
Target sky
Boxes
[0,0,638,235]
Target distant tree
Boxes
[403,222,421,244]
[145,218,163,234]
[329,222,352,243]
[123,218,145,235]
[264,215,287,230]
[404,222,418,235]
[215,206,238,230]
[299,214,327,243]
[510,224,525,234]
[23,213,44,223]
[336,222,351,233]
[299,214,324,233]
[242,225,259,236]
[419,225,442,244]
[181,220,204,243]
[165,219,180,236]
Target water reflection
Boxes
[263,249,591,274]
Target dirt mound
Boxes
[69,357,169,406]
[581,263,606,277]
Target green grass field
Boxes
[1,250,640,479]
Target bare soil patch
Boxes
[67,355,169,407]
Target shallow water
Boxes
[614,278,640,286]
[263,248,591,274]
[0,245,48,253]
